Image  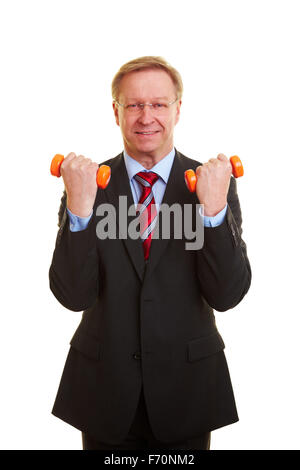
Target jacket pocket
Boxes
[187,331,225,362]
[70,328,101,360]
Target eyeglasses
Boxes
[114,98,178,114]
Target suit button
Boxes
[133,352,141,360]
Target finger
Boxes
[195,164,203,176]
[76,154,87,163]
[207,158,220,166]
[78,157,95,170]
[64,152,77,161]
[217,153,228,162]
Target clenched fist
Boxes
[60,152,99,217]
[195,154,232,217]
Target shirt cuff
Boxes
[66,207,93,232]
[199,204,228,227]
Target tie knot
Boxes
[134,171,159,188]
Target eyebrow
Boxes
[125,97,170,101]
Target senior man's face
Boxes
[113,69,181,163]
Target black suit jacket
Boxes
[49,149,251,444]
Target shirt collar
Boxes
[123,148,175,184]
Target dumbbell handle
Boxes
[184,155,243,193]
[50,154,111,189]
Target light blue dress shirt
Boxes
[66,148,227,231]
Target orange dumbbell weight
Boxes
[50,154,111,189]
[184,155,244,192]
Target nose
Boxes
[137,105,155,125]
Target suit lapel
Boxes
[103,153,145,282]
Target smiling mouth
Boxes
[135,131,160,135]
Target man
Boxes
[49,56,251,450]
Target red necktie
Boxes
[134,171,159,260]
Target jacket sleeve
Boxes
[49,191,100,312]
[196,177,251,311]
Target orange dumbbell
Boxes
[50,154,111,189]
[184,155,244,192]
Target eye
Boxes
[126,104,138,110]
[152,103,166,110]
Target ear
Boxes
[175,99,182,125]
[112,101,120,126]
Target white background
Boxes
[0,0,299,450]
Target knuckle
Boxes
[70,158,80,170]
[65,152,76,160]
[79,162,88,171]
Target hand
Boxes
[195,154,232,217]
[60,152,99,217]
